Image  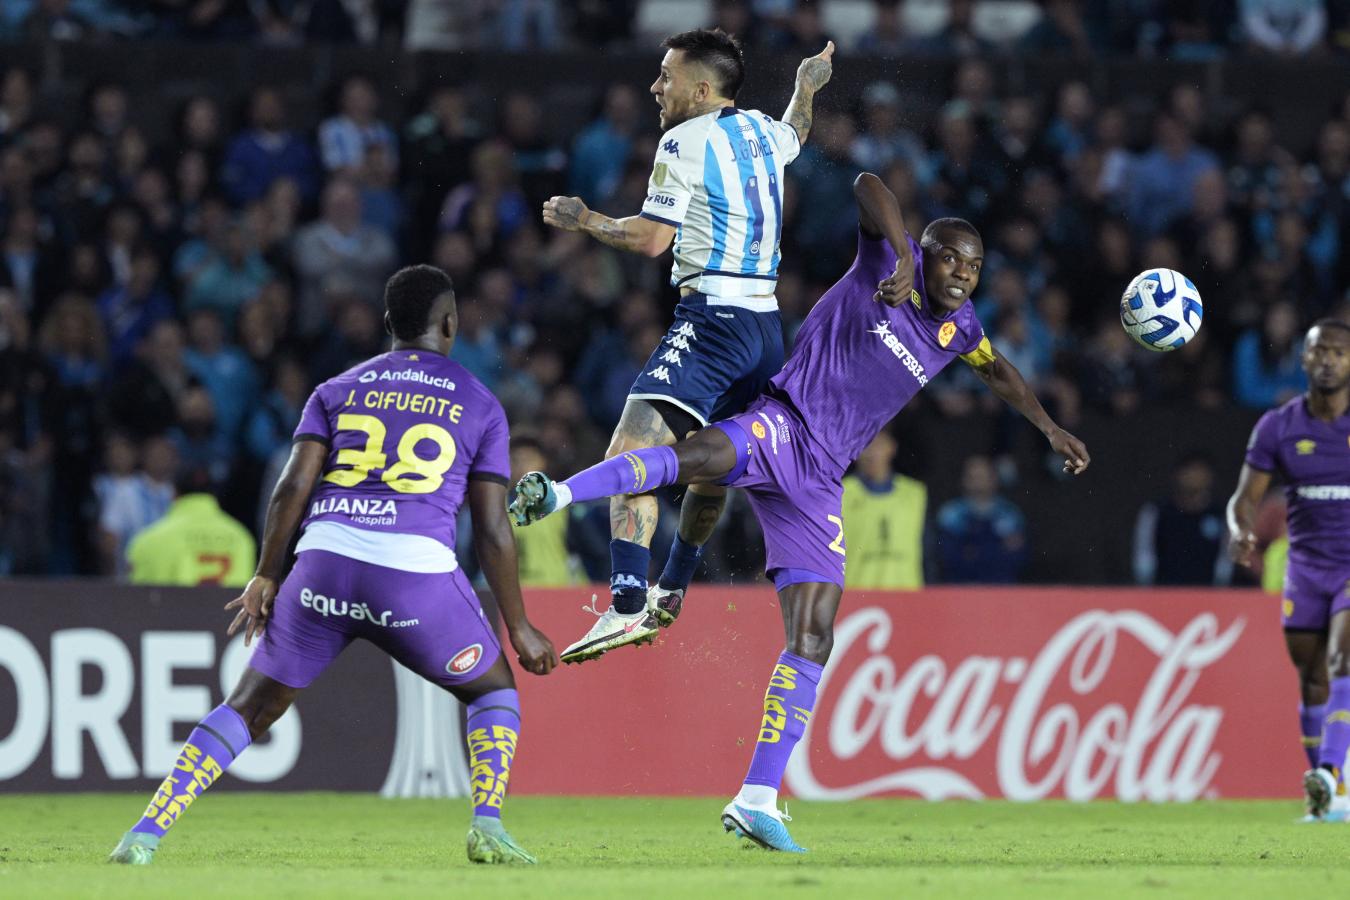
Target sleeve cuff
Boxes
[293,433,331,446]
[469,471,510,486]
[639,211,681,228]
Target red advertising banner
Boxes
[512,587,1304,800]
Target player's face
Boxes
[651,50,704,130]
[923,231,984,314]
[1302,326,1350,392]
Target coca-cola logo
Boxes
[786,607,1245,802]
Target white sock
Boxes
[553,481,573,511]
[735,784,778,811]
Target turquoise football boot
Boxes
[508,471,557,527]
[721,802,807,853]
[467,816,537,864]
[108,831,159,865]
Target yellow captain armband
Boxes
[959,336,996,367]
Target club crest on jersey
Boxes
[751,420,767,439]
[938,321,957,348]
[1296,439,1317,455]
[447,643,483,675]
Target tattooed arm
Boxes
[782,41,835,146]
[542,196,675,258]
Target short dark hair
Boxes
[384,265,455,340]
[920,217,982,250]
[662,28,745,99]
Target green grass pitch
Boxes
[3,794,1349,898]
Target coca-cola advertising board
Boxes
[0,582,1304,800]
[512,587,1304,800]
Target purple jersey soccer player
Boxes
[1227,320,1350,821]
[510,173,1090,852]
[109,266,558,867]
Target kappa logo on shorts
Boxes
[751,420,767,439]
[447,643,484,675]
[938,321,957,348]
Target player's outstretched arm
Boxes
[469,478,559,675]
[542,196,675,258]
[972,352,1091,475]
[783,41,834,145]
[1225,464,1272,568]
[853,172,915,305]
[226,439,327,644]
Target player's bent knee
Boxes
[786,631,834,666]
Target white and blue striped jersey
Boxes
[639,107,801,309]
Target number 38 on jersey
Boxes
[323,413,457,494]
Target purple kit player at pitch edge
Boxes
[1227,320,1350,822]
[109,266,559,867]
[510,172,1091,853]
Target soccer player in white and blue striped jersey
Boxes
[542,29,833,664]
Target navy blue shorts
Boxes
[628,292,785,426]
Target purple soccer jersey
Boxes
[767,230,991,473]
[294,348,510,551]
[1245,397,1350,630]
[1245,397,1350,569]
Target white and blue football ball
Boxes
[1119,268,1203,352]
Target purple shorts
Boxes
[249,549,502,689]
[712,395,846,589]
[1282,558,1350,631]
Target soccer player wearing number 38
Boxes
[109,266,559,867]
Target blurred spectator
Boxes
[499,92,568,211]
[1020,0,1094,56]
[184,306,258,438]
[1241,0,1327,54]
[856,0,910,55]
[912,0,993,56]
[403,86,484,256]
[850,81,927,178]
[244,356,308,463]
[439,139,530,252]
[570,84,640,207]
[789,110,860,279]
[93,430,172,576]
[105,317,192,437]
[1125,112,1221,238]
[1,204,61,316]
[221,86,320,206]
[483,0,562,50]
[185,216,272,320]
[308,294,383,382]
[841,429,926,589]
[928,104,1004,221]
[936,455,1028,583]
[292,177,396,336]
[1078,315,1151,415]
[508,433,581,586]
[1044,81,1094,167]
[0,68,34,145]
[318,75,398,178]
[126,467,256,587]
[1133,451,1232,585]
[770,0,835,54]
[97,243,174,367]
[1233,300,1307,407]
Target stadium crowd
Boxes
[1,4,1348,583]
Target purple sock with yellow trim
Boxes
[559,446,680,506]
[1301,703,1326,769]
[466,689,521,819]
[741,650,823,800]
[1319,677,1350,778]
[130,704,252,839]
